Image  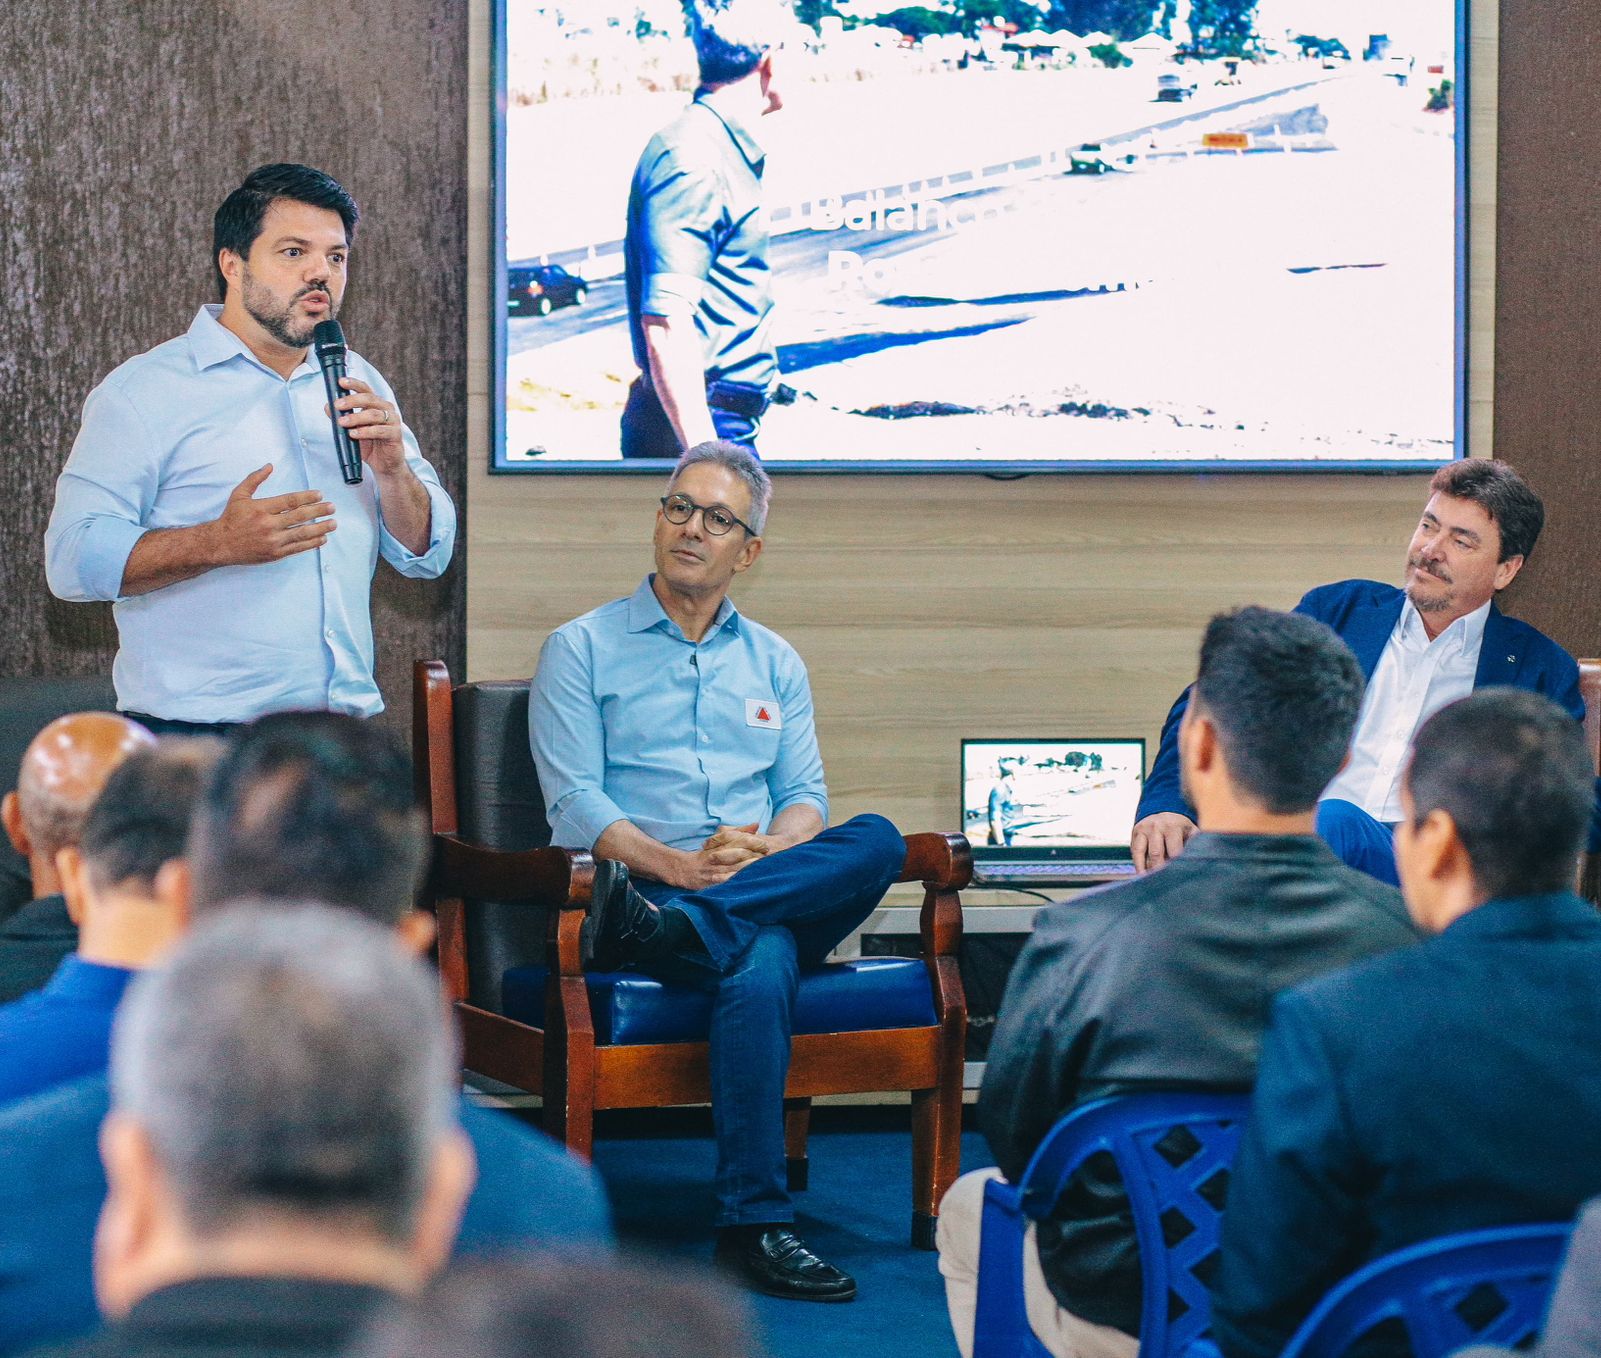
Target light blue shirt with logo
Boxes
[530,576,828,853]
[44,305,456,722]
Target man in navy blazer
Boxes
[1210,689,1601,1358]
[1132,460,1589,881]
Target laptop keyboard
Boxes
[976,861,1137,880]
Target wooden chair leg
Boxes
[784,1096,812,1191]
[546,975,596,1160]
[912,952,969,1249]
[910,1078,962,1250]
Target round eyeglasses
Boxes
[659,494,755,537]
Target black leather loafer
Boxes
[580,860,659,972]
[715,1226,857,1302]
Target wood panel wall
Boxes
[0,1,468,718]
[1492,0,1601,657]
[464,0,1506,834]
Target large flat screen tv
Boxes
[492,0,1466,473]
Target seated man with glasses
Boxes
[530,440,906,1303]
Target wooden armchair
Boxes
[413,660,973,1248]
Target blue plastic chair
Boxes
[974,1092,1252,1358]
[1275,1224,1572,1358]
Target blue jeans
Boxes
[619,377,761,459]
[633,813,906,1225]
[1316,798,1401,886]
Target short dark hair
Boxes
[1190,607,1366,814]
[79,739,224,892]
[112,904,456,1243]
[187,712,427,923]
[686,0,785,86]
[1406,689,1592,898]
[349,1257,761,1358]
[1428,460,1545,562]
[212,163,359,300]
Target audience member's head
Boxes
[1180,607,1365,824]
[1407,459,1544,621]
[183,711,430,940]
[58,738,224,970]
[1397,689,1592,929]
[349,1256,762,1358]
[96,904,473,1319]
[1,714,156,898]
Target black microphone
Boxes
[313,319,363,486]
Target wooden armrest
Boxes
[428,834,595,909]
[898,832,974,891]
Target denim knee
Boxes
[844,812,907,878]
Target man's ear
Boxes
[1186,712,1220,774]
[410,1129,475,1281]
[2,791,29,858]
[1492,553,1525,592]
[217,248,242,295]
[152,859,192,924]
[94,1113,167,1320]
[58,846,90,927]
[396,909,437,958]
[1413,807,1461,885]
[733,534,764,575]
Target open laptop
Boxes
[961,738,1146,885]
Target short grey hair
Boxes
[686,0,795,85]
[672,440,772,534]
[110,902,458,1243]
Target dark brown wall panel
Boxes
[0,0,467,720]
[1494,0,1601,656]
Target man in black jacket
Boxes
[936,607,1419,1358]
[1212,689,1601,1358]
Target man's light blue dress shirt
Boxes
[530,576,827,853]
[44,305,456,722]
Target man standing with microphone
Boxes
[45,163,455,735]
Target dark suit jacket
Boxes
[31,1276,394,1358]
[0,1076,614,1357]
[978,833,1418,1335]
[0,894,76,1005]
[1212,892,1601,1358]
[1137,580,1589,830]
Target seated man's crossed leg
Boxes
[587,814,906,1284]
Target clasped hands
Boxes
[671,823,782,890]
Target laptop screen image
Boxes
[961,739,1146,863]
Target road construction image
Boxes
[501,0,1459,467]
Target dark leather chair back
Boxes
[1580,661,1601,903]
[0,675,117,920]
[451,680,552,1012]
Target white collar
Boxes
[1397,595,1492,654]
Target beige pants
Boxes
[937,1168,1142,1358]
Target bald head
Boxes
[4,715,156,888]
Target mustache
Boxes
[1408,556,1452,584]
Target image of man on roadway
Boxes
[620,0,794,460]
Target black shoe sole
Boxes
[580,860,629,972]
[745,1278,857,1303]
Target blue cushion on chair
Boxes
[501,957,937,1045]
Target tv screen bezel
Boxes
[488,0,1468,477]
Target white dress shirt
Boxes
[44,306,456,722]
[1323,598,1491,822]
